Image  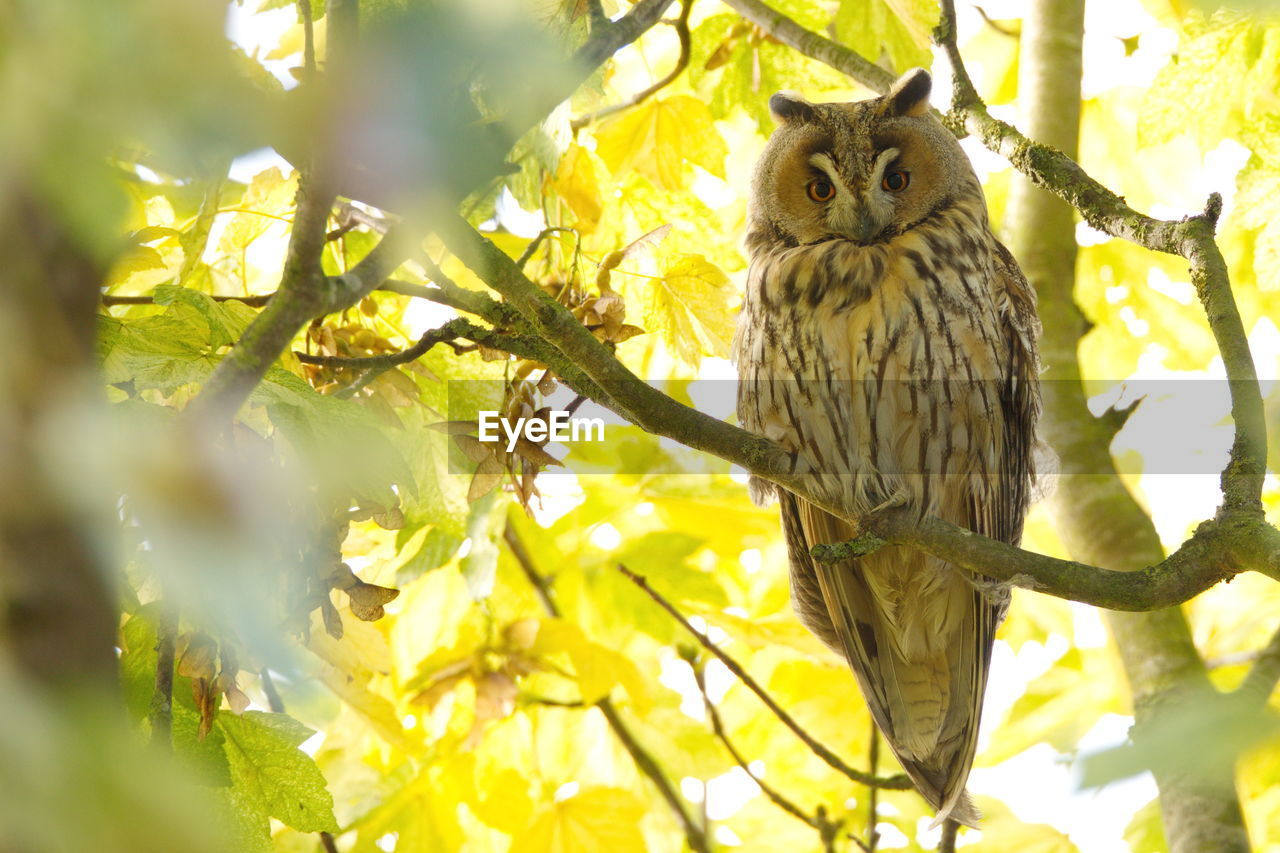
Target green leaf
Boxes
[219,167,297,254]
[396,525,465,584]
[459,492,505,599]
[106,244,168,286]
[506,105,572,210]
[834,0,938,73]
[698,27,848,128]
[983,647,1120,765]
[217,710,339,834]
[254,367,415,509]
[210,785,273,853]
[119,605,232,785]
[152,285,258,349]
[529,619,652,709]
[120,604,163,723]
[97,312,216,394]
[1234,141,1280,295]
[1138,14,1280,149]
[972,797,1080,853]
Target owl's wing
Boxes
[989,238,1042,543]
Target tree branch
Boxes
[571,0,679,78]
[571,0,693,130]
[718,0,896,94]
[615,564,913,791]
[932,0,1266,516]
[183,0,678,423]
[815,509,1279,611]
[503,525,712,853]
[441,216,1279,610]
[435,213,794,479]
[148,600,179,750]
[938,820,958,853]
[987,0,1249,848]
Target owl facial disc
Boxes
[807,148,901,244]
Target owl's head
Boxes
[746,69,983,253]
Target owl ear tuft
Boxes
[884,68,932,118]
[769,91,817,124]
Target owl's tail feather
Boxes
[899,748,982,829]
[817,564,984,830]
[784,496,991,830]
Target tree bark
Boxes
[1004,2,1250,850]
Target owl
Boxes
[733,69,1040,827]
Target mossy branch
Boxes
[438,216,1279,611]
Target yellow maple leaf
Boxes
[513,786,647,853]
[553,143,603,231]
[595,95,727,191]
[645,253,737,365]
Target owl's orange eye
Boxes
[806,179,836,202]
[882,170,910,192]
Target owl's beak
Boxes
[849,208,882,244]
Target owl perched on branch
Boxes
[733,69,1040,827]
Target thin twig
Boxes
[294,317,479,369]
[260,668,286,713]
[1235,622,1280,709]
[504,524,712,853]
[102,273,504,321]
[571,0,694,130]
[522,694,588,708]
[298,0,316,76]
[868,721,880,852]
[692,662,835,842]
[515,227,577,268]
[102,292,275,307]
[974,4,1019,37]
[615,564,913,791]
